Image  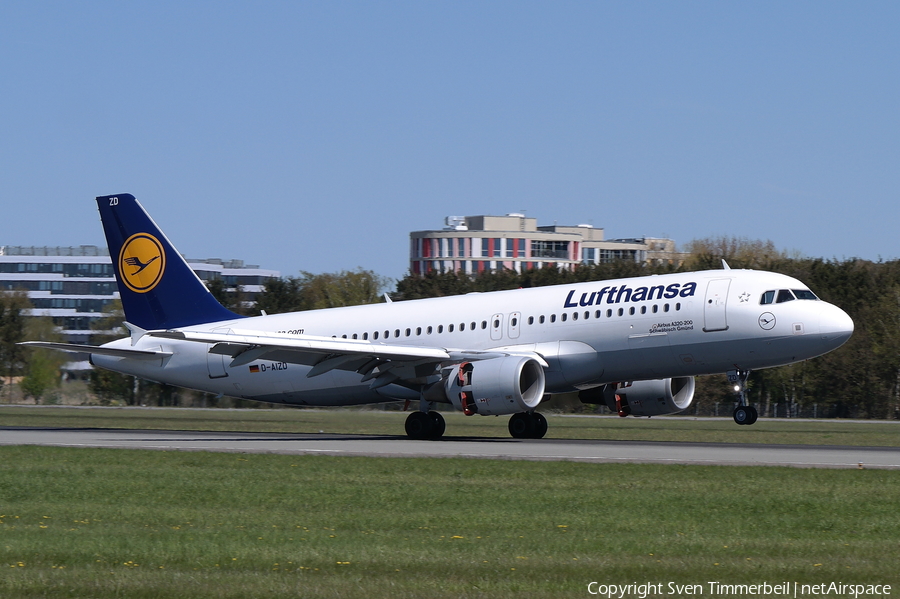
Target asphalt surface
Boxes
[2,427,899,469]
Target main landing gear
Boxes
[404,408,549,440]
[508,411,548,439]
[729,369,758,425]
[405,410,446,440]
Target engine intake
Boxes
[443,356,546,416]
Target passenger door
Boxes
[703,279,731,332]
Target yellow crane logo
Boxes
[118,233,166,293]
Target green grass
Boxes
[1,447,899,598]
[2,405,899,446]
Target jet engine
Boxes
[442,356,546,416]
[579,377,695,417]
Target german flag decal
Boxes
[249,365,260,373]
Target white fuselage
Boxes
[92,269,853,407]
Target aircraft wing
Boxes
[148,328,543,390]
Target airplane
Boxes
[23,194,854,439]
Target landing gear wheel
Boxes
[508,412,547,439]
[532,412,548,439]
[746,405,758,425]
[508,412,536,439]
[733,406,751,425]
[405,411,433,439]
[428,411,446,439]
[729,369,757,426]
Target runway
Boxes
[2,427,899,469]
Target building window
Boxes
[531,240,569,259]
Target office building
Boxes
[0,245,278,344]
[409,214,685,275]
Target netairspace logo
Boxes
[586,581,892,598]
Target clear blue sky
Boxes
[2,2,897,282]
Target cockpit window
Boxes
[792,289,818,300]
[762,289,817,304]
[776,289,796,303]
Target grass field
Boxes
[1,446,899,599]
[2,404,899,446]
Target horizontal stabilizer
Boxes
[19,341,172,360]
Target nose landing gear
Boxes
[728,369,758,425]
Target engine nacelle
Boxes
[579,377,695,416]
[443,356,546,416]
[614,377,695,416]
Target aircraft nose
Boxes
[819,303,854,349]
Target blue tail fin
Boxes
[97,194,243,330]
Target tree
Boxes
[206,278,249,315]
[683,236,790,271]
[19,313,66,403]
[255,269,390,314]
[0,290,31,402]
